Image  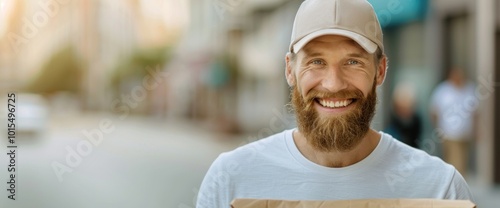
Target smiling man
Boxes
[197,0,473,207]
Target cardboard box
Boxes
[231,198,476,208]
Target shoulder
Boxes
[196,130,291,208]
[432,81,451,94]
[444,169,475,200]
[430,82,450,105]
[381,132,473,200]
[207,129,291,175]
[226,129,289,157]
[382,132,456,179]
[465,82,477,94]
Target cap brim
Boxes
[291,29,378,54]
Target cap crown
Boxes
[290,0,383,53]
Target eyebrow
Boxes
[300,39,371,61]
[346,52,370,59]
[302,52,323,60]
[301,51,370,62]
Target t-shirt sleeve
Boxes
[444,169,475,202]
[196,153,233,208]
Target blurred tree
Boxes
[23,45,83,94]
[110,47,171,90]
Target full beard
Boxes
[291,82,377,152]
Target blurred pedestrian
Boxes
[385,83,422,148]
[430,67,477,177]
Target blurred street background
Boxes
[0,0,499,207]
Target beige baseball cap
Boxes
[290,0,384,54]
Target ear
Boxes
[375,55,387,86]
[285,53,296,87]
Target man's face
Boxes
[286,35,386,152]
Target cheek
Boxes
[356,79,377,96]
[297,73,321,95]
[347,70,377,90]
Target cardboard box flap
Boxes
[231,198,476,208]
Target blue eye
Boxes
[347,60,360,65]
[311,60,324,65]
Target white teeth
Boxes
[319,99,352,108]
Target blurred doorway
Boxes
[494,30,500,184]
[443,14,472,79]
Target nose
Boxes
[320,66,348,92]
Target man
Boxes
[385,82,422,148]
[197,0,474,207]
[430,67,477,177]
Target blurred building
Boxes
[168,0,299,133]
[0,0,188,112]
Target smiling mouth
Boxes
[316,98,355,109]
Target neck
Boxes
[293,129,381,168]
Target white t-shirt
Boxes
[196,129,474,208]
[430,81,477,140]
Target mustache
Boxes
[303,88,365,103]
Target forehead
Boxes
[300,35,367,55]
